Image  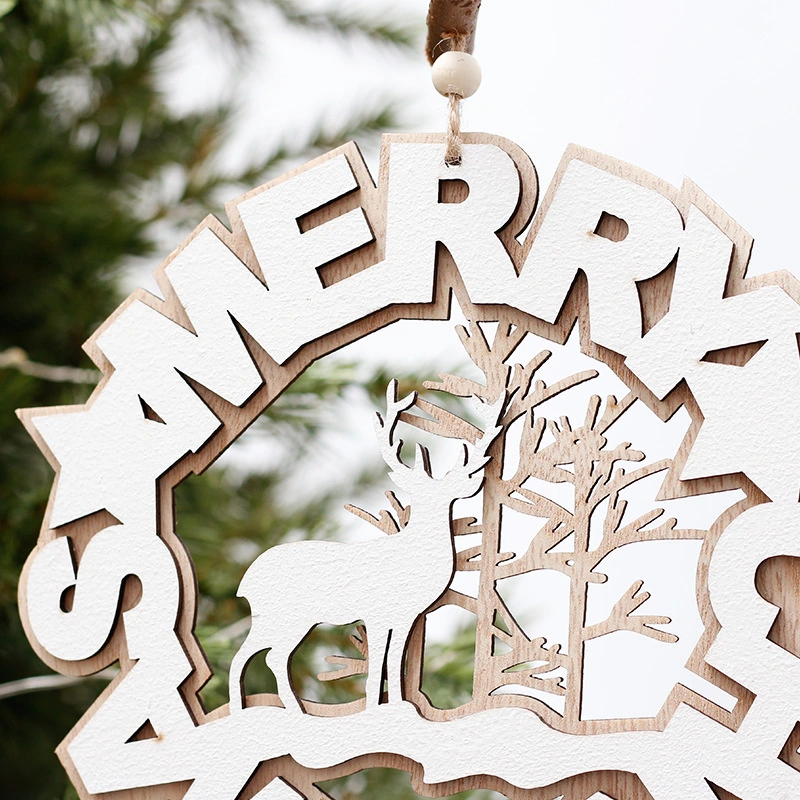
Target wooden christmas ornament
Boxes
[14,7,800,799]
[17,130,800,800]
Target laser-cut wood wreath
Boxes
[16,5,800,800]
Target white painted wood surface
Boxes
[16,133,800,799]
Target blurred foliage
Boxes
[421,623,478,710]
[0,1,424,798]
[320,768,504,800]
[0,1,495,797]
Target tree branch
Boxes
[345,490,410,536]
[0,347,99,384]
[427,588,478,614]
[456,545,514,571]
[584,581,678,644]
[494,670,567,697]
[503,368,599,426]
[451,516,482,536]
[317,625,368,682]
[399,396,482,443]
[0,668,117,700]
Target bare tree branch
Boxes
[400,396,482,443]
[0,347,99,385]
[317,625,368,682]
[427,588,478,614]
[494,669,567,696]
[452,516,482,536]
[423,372,484,399]
[344,491,411,536]
[456,545,514,571]
[584,581,678,644]
[504,368,599,426]
[0,668,117,700]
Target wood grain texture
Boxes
[15,133,800,799]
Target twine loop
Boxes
[442,31,467,167]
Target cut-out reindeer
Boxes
[228,381,503,712]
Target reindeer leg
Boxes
[365,624,389,707]
[228,625,260,712]
[269,646,303,714]
[386,626,409,703]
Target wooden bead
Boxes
[431,51,482,99]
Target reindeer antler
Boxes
[375,381,504,496]
[375,380,421,469]
[375,380,443,496]
[449,393,505,479]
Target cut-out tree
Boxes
[320,309,707,730]
[409,311,700,729]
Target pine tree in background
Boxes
[0,3,492,798]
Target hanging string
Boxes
[442,31,467,166]
[427,2,482,167]
[446,93,463,167]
